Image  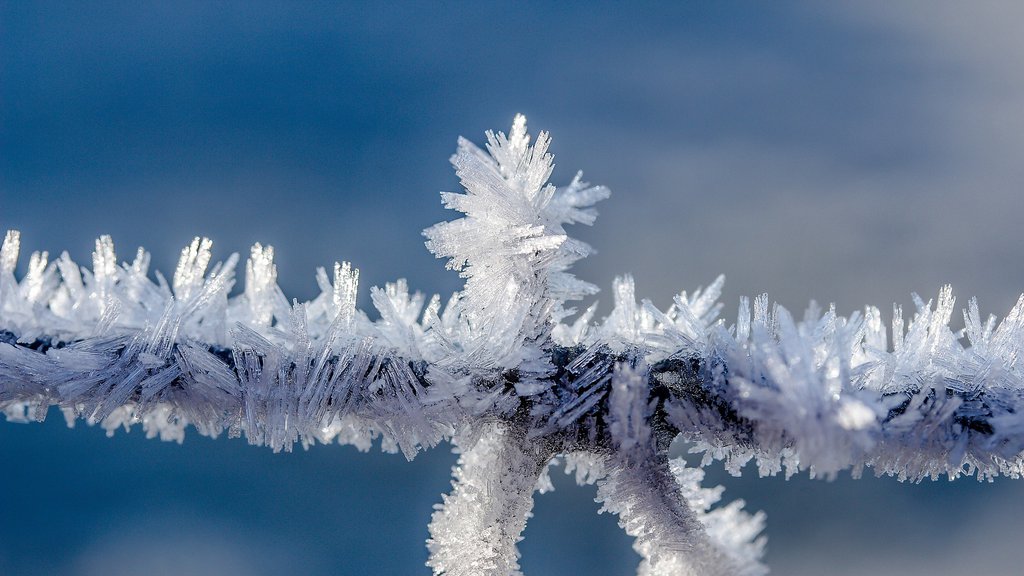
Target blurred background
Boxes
[3,1,1024,574]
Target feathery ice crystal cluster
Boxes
[3,116,1024,575]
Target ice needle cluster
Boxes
[3,116,1024,575]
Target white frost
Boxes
[3,116,1024,574]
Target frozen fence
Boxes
[3,116,1023,575]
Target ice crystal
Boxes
[3,116,1024,574]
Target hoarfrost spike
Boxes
[2,115,1023,575]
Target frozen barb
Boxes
[2,116,1023,574]
[423,114,607,373]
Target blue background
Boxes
[4,2,1024,574]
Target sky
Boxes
[3,2,1024,575]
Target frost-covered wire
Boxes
[2,115,1024,575]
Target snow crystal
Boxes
[3,115,1024,574]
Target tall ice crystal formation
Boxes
[3,116,1024,575]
